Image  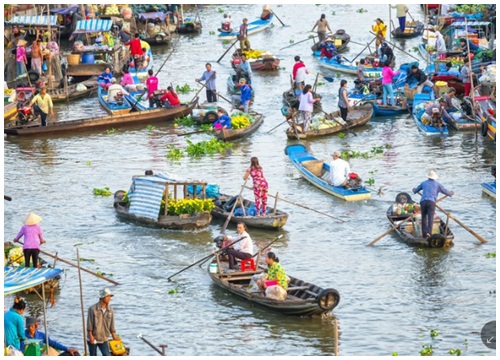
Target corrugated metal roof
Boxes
[8,15,58,27]
[4,266,63,295]
[452,21,491,27]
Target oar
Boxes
[351,36,377,63]
[4,195,12,201]
[279,37,314,51]
[177,129,211,137]
[221,179,248,234]
[314,103,358,137]
[195,80,233,105]
[270,9,286,27]
[166,236,246,281]
[252,234,284,257]
[283,98,302,141]
[267,119,289,133]
[407,11,416,23]
[190,72,215,103]
[369,31,420,61]
[217,38,239,63]
[16,240,120,285]
[367,195,448,246]
[308,71,334,83]
[243,186,345,222]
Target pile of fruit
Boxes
[161,198,215,216]
[309,115,341,130]
[242,49,273,60]
[104,4,121,16]
[4,89,14,95]
[6,247,24,267]
[231,111,254,129]
[435,81,448,87]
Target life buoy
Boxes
[28,69,40,83]
[203,111,218,124]
[481,121,488,137]
[155,35,164,43]
[427,234,446,248]
[223,195,240,212]
[185,23,195,32]
[316,288,340,311]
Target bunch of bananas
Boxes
[7,247,24,266]
[4,89,14,95]
[104,4,120,16]
[231,115,251,129]
[242,50,264,59]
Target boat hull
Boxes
[412,94,448,135]
[218,15,273,40]
[481,182,496,199]
[215,113,263,141]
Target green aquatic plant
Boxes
[448,349,461,356]
[175,84,192,94]
[338,132,346,139]
[106,128,117,134]
[420,344,433,356]
[146,125,156,131]
[430,329,439,338]
[365,178,375,186]
[357,8,368,13]
[485,251,496,258]
[93,187,112,197]
[86,161,91,166]
[186,138,233,157]
[166,145,183,160]
[175,116,195,127]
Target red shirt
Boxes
[125,38,143,56]
[160,91,180,106]
[292,62,305,80]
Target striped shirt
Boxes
[14,225,44,249]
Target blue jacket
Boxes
[413,179,453,202]
[213,114,232,129]
[4,308,26,350]
[98,72,113,84]
[240,84,252,104]
[21,329,69,352]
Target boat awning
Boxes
[8,15,58,27]
[138,12,167,21]
[50,6,79,16]
[451,21,491,27]
[4,267,64,295]
[73,19,113,34]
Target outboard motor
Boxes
[17,106,36,124]
[214,235,224,249]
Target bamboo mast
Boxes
[464,18,478,139]
[77,249,88,356]
[47,4,53,89]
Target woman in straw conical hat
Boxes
[13,212,46,268]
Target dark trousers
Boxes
[23,249,40,268]
[88,341,110,356]
[206,89,217,103]
[420,200,436,238]
[33,105,48,126]
[398,16,406,32]
[226,249,252,269]
[340,106,348,122]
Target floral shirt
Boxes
[16,46,27,63]
[249,167,268,189]
[268,262,287,289]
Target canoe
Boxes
[214,113,264,141]
[211,193,288,230]
[391,21,425,39]
[313,52,383,78]
[282,88,322,109]
[370,102,409,117]
[445,98,482,131]
[218,14,274,40]
[481,182,496,199]
[49,80,99,103]
[386,192,454,248]
[285,104,373,139]
[4,102,17,121]
[4,98,198,136]
[98,81,133,116]
[226,75,255,98]
[311,29,351,53]
[129,47,153,79]
[207,258,340,316]
[412,93,448,135]
[232,49,280,71]
[284,144,371,202]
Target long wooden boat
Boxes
[284,144,371,202]
[445,104,482,131]
[432,75,464,95]
[98,81,133,116]
[218,14,274,40]
[136,12,171,45]
[207,257,340,316]
[313,52,383,78]
[4,102,17,121]
[481,182,496,199]
[4,98,198,136]
[214,113,263,141]
[311,29,351,53]
[282,88,322,109]
[285,105,372,139]
[386,192,454,248]
[412,93,449,135]
[232,49,280,71]
[476,96,496,141]
[49,80,99,103]
[391,21,425,39]
[211,193,288,230]
[371,102,409,117]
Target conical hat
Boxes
[24,212,42,225]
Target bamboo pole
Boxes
[333,318,339,356]
[273,192,279,215]
[47,4,53,89]
[464,17,478,139]
[77,249,88,356]
[388,5,392,42]
[425,5,429,69]
[42,283,50,356]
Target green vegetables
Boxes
[485,251,496,258]
[93,187,112,197]
[164,198,215,216]
[186,138,233,157]
[166,145,183,160]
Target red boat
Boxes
[432,75,465,95]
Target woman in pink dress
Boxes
[13,212,46,268]
[244,157,269,216]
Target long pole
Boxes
[42,284,50,356]
[77,249,88,356]
[388,5,392,42]
[47,4,53,89]
[464,18,478,139]
[138,335,165,356]
[368,32,420,61]
[425,5,429,69]
[333,318,339,356]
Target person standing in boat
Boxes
[238,18,251,52]
[13,212,46,267]
[299,84,321,132]
[261,5,272,20]
[146,69,159,108]
[244,156,269,217]
[390,4,409,33]
[311,14,332,44]
[29,87,54,127]
[292,56,309,91]
[329,151,351,187]
[196,63,217,103]
[412,171,454,239]
[223,222,253,270]
[124,33,144,74]
[31,32,44,76]
[407,64,436,96]
[372,18,387,54]
[357,59,367,83]
[461,57,472,97]
[87,288,120,356]
[381,60,400,107]
[15,39,28,78]
[338,80,350,122]
[238,54,253,85]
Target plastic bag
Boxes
[247,273,267,293]
[265,285,287,300]
[6,346,23,356]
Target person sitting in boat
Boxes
[22,317,79,356]
[378,42,395,65]
[257,251,288,297]
[98,67,114,89]
[120,68,135,91]
[407,64,437,96]
[160,86,181,108]
[107,78,130,105]
[459,38,479,56]
[442,88,457,112]
[357,59,367,83]
[222,222,253,271]
[261,4,272,20]
[421,99,453,129]
[212,108,232,130]
[329,150,351,187]
[436,62,461,77]
[319,38,337,60]
[221,13,232,32]
[231,78,252,114]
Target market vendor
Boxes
[22,317,79,356]
[459,38,479,56]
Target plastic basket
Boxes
[66,53,81,65]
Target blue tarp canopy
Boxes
[138,12,167,21]
[8,15,58,27]
[50,6,79,16]
[4,267,63,295]
[73,19,112,34]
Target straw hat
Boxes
[263,4,271,11]
[17,39,27,47]
[331,150,341,158]
[428,170,438,180]
[24,213,42,226]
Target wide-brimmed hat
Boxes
[24,213,42,226]
[110,77,117,83]
[26,317,39,327]
[99,288,114,299]
[325,37,333,42]
[263,4,271,11]
[17,39,27,46]
[428,170,438,180]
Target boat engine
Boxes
[17,105,37,125]
[149,89,167,108]
[114,91,125,105]
[213,236,224,249]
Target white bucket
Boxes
[209,263,218,274]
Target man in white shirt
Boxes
[223,222,253,270]
[329,150,351,186]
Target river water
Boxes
[3,4,496,356]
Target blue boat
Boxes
[481,182,496,199]
[129,45,153,79]
[313,52,383,78]
[124,76,150,111]
[284,144,371,202]
[218,15,273,40]
[98,81,133,116]
[412,93,448,135]
[371,102,409,117]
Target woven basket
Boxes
[302,160,324,177]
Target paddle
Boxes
[195,80,233,105]
[367,195,448,246]
[217,38,239,63]
[351,37,377,63]
[270,9,286,27]
[177,129,211,137]
[221,179,248,234]
[369,31,420,61]
[282,98,301,141]
[191,72,215,103]
[308,71,334,83]
[15,240,120,285]
[166,236,247,281]
[4,195,12,201]
[267,119,289,133]
[279,37,314,51]
[407,11,416,23]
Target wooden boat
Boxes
[214,113,264,141]
[211,193,288,230]
[49,80,99,103]
[226,75,255,98]
[386,192,454,248]
[207,257,340,316]
[311,29,351,53]
[284,144,371,202]
[391,21,425,39]
[4,98,198,136]
[177,17,202,34]
[98,81,133,116]
[481,182,496,199]
[370,102,409,117]
[445,97,482,131]
[282,88,322,109]
[285,105,372,139]
[4,102,17,121]
[431,75,465,95]
[476,96,496,141]
[124,76,150,111]
[313,52,383,78]
[113,175,212,230]
[231,49,280,71]
[412,93,448,135]
[191,103,227,124]
[136,12,172,45]
[218,14,274,40]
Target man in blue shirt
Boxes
[196,63,217,103]
[231,78,252,113]
[212,109,232,130]
[22,317,79,355]
[238,54,252,85]
[413,170,454,238]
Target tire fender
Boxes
[203,111,218,124]
[395,192,413,204]
[316,288,340,311]
[223,195,240,212]
[427,234,446,248]
[481,121,488,137]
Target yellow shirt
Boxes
[372,23,387,38]
[30,93,53,114]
